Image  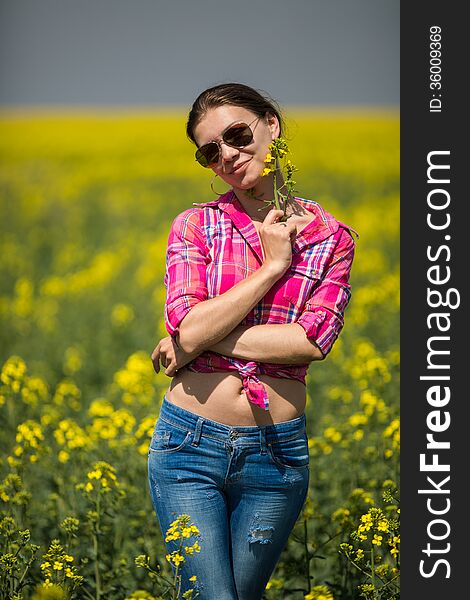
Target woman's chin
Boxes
[233,172,264,192]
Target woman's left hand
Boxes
[150,335,199,377]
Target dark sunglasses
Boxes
[195,116,262,168]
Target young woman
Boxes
[149,83,356,599]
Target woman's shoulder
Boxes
[170,192,231,232]
[168,197,226,246]
[170,204,210,230]
[294,197,358,242]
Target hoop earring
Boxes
[210,174,230,196]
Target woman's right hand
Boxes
[259,209,297,277]
[151,335,200,377]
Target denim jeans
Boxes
[147,396,310,600]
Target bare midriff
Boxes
[166,370,306,426]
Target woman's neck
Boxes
[231,172,289,221]
[233,190,297,222]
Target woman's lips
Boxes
[231,159,252,174]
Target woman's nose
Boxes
[219,141,238,164]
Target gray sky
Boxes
[0,0,399,107]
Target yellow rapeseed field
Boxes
[0,109,399,600]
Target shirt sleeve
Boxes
[296,226,356,356]
[164,211,209,337]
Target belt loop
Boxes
[259,427,267,455]
[192,417,204,447]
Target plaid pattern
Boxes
[164,191,356,410]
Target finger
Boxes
[165,362,177,377]
[150,342,161,361]
[262,209,285,225]
[151,355,160,374]
[150,346,160,373]
[160,353,168,369]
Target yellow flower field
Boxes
[0,109,399,599]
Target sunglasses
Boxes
[195,116,262,168]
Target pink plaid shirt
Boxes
[164,191,356,411]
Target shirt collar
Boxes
[193,191,341,259]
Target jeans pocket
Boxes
[148,419,193,454]
[268,431,310,470]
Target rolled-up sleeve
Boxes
[164,212,209,337]
[296,227,355,356]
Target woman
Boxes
[148,83,356,599]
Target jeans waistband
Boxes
[159,395,306,445]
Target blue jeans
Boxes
[147,396,310,600]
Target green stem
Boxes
[82,587,97,600]
[172,566,180,600]
[93,532,101,600]
[303,519,311,593]
[94,494,102,600]
[370,545,376,595]
[172,538,184,600]
[17,552,35,588]
[273,159,280,211]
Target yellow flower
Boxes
[324,427,342,443]
[58,450,70,463]
[372,534,383,545]
[304,585,334,599]
[87,469,103,480]
[348,413,368,427]
[111,303,135,326]
[171,553,185,566]
[377,519,389,533]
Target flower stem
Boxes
[370,546,377,596]
[303,519,311,593]
[94,494,102,600]
[273,158,280,212]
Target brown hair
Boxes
[186,82,285,145]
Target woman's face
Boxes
[193,105,280,191]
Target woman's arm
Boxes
[175,209,297,354]
[151,323,324,377]
[206,227,356,364]
[151,322,321,377]
[207,323,324,363]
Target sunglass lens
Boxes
[196,142,220,167]
[224,124,253,147]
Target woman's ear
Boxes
[266,112,281,140]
